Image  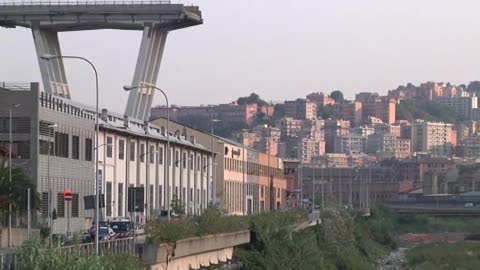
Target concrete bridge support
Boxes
[125,25,168,121]
[32,27,70,99]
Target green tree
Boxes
[0,157,36,224]
[170,193,185,216]
[237,93,268,106]
[330,90,344,103]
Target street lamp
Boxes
[123,85,171,220]
[7,103,20,248]
[41,54,100,254]
[46,123,57,246]
[210,119,221,206]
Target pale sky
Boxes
[1,0,480,113]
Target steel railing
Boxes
[61,237,136,256]
[0,0,171,6]
[0,82,31,91]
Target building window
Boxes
[149,184,154,214]
[39,140,53,155]
[106,182,112,217]
[130,142,136,161]
[41,192,48,217]
[106,136,113,158]
[140,143,145,163]
[55,132,69,158]
[197,156,200,171]
[72,194,79,218]
[158,147,164,165]
[118,140,125,160]
[175,150,179,167]
[203,157,207,172]
[190,154,194,170]
[118,183,124,216]
[150,145,155,164]
[57,193,65,218]
[182,152,187,169]
[72,136,80,159]
[85,138,93,161]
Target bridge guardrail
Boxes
[61,237,135,255]
[0,1,171,6]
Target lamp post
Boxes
[123,85,170,220]
[210,119,221,206]
[46,123,57,246]
[7,103,20,248]
[41,54,100,254]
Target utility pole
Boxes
[321,165,324,209]
[312,164,315,208]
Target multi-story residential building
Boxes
[457,135,480,158]
[333,134,365,155]
[298,138,324,163]
[324,119,350,153]
[278,117,303,139]
[355,93,396,124]
[366,133,411,160]
[0,83,212,234]
[150,102,259,126]
[352,125,375,138]
[284,99,317,120]
[356,92,379,121]
[236,125,281,156]
[389,82,471,101]
[339,101,362,127]
[375,98,396,124]
[412,121,453,156]
[435,95,478,120]
[372,123,401,137]
[306,92,336,108]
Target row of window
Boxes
[105,136,209,172]
[39,135,93,161]
[224,157,283,178]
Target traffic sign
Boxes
[64,189,73,202]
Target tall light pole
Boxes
[41,54,100,254]
[312,163,315,209]
[7,103,20,248]
[46,123,57,246]
[210,119,221,206]
[123,85,170,220]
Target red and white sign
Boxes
[64,189,73,202]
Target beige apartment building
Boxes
[412,121,453,156]
[285,99,317,120]
[366,133,411,160]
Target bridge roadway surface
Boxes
[384,203,480,216]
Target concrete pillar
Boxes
[125,25,168,120]
[32,27,70,98]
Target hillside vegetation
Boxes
[234,206,397,270]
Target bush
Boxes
[145,207,249,244]
[16,237,144,270]
[407,242,480,270]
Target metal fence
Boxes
[0,238,136,270]
[61,237,136,256]
[0,0,171,6]
[0,251,16,270]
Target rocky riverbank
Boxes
[376,247,408,270]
